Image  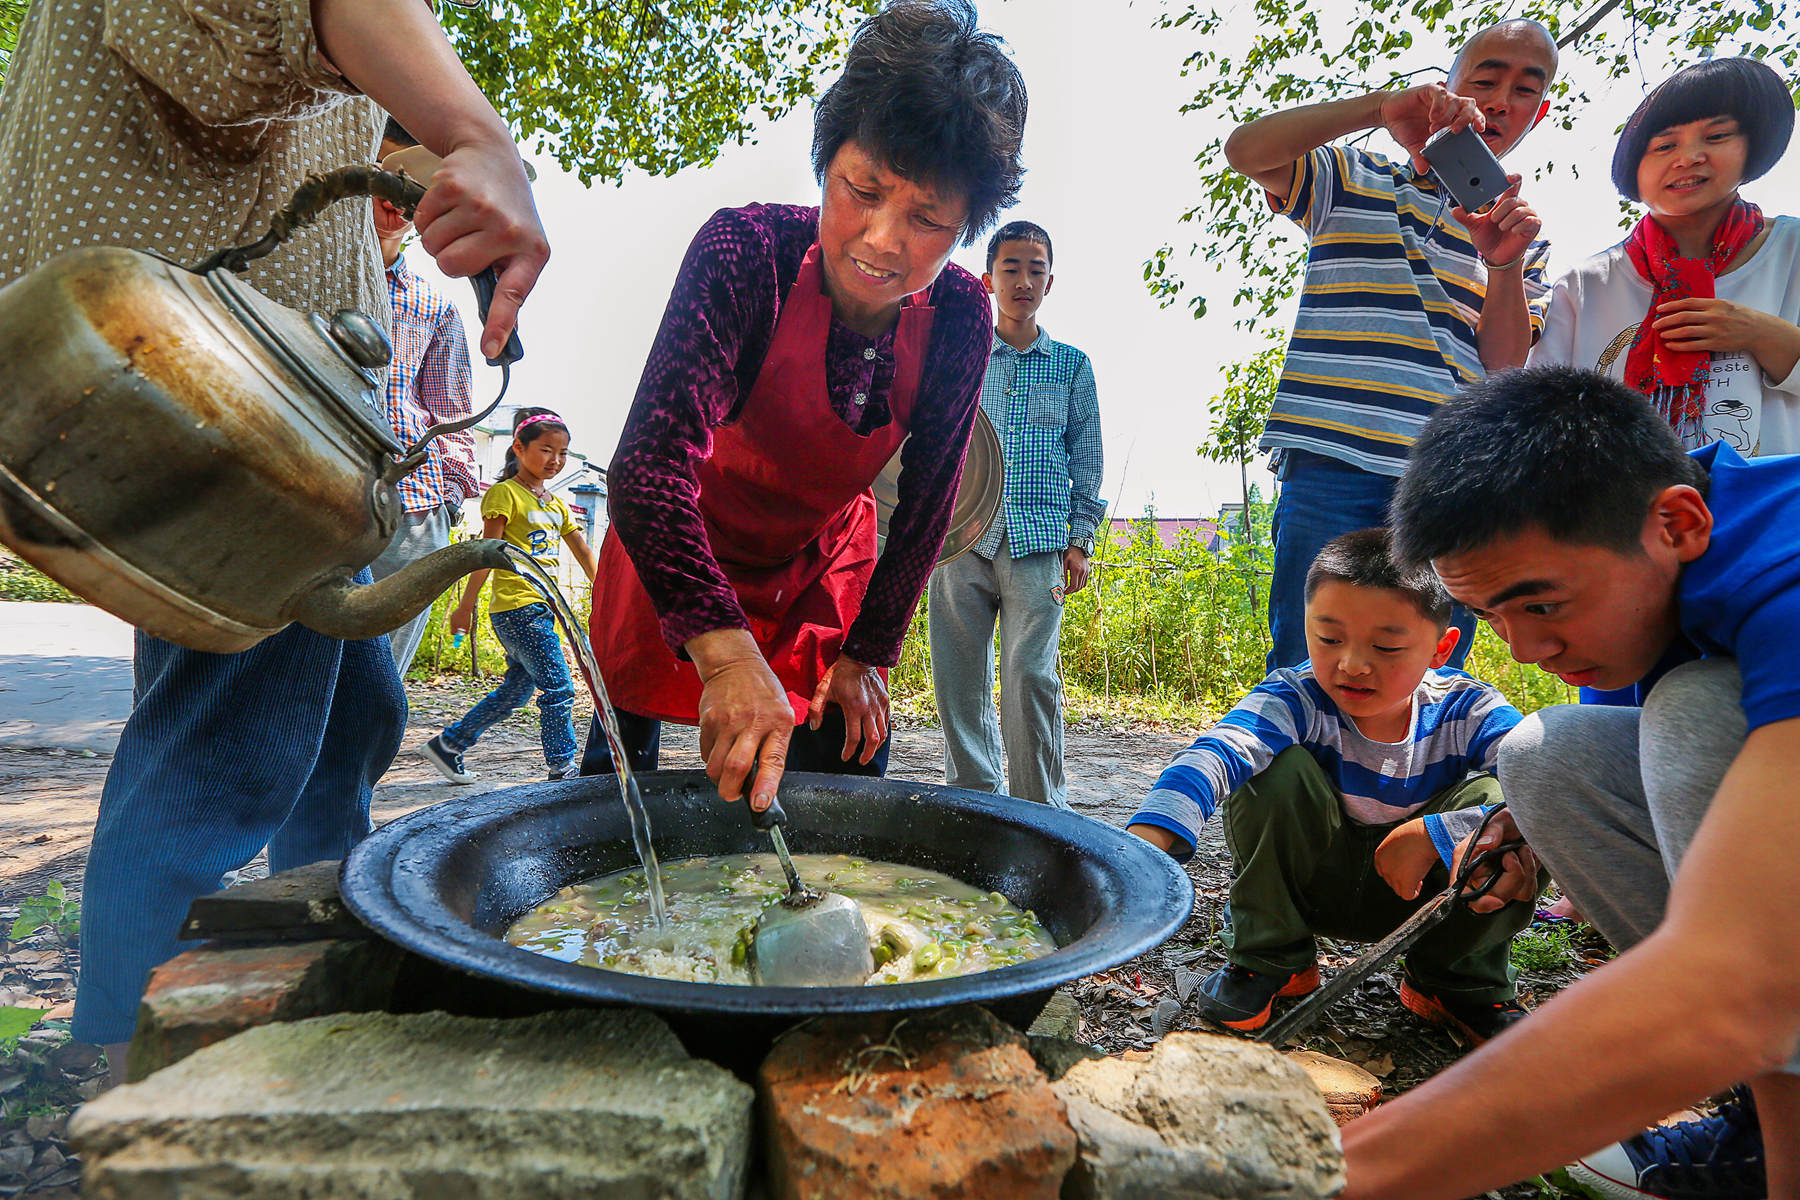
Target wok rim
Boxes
[340,770,1193,1016]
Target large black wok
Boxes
[340,771,1191,1044]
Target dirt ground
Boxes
[0,675,1605,1199]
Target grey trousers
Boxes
[1498,659,1797,1072]
[928,531,1069,808]
[366,500,458,676]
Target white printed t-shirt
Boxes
[1530,215,1800,456]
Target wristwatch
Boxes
[1068,536,1094,556]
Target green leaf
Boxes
[441,0,881,188]
[11,900,57,941]
[0,1007,41,1044]
[44,881,63,901]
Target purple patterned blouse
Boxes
[608,203,992,668]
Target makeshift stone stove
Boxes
[71,863,1357,1199]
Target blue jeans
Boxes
[74,591,406,1044]
[442,603,577,771]
[1268,449,1474,672]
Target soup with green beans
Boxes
[505,852,1057,986]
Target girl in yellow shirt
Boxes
[422,408,597,782]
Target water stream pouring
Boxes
[498,545,666,927]
[747,792,874,988]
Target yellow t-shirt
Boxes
[482,478,578,613]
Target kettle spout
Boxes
[291,539,512,641]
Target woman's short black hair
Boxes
[811,0,1027,243]
[1612,57,1795,200]
[1305,527,1453,629]
[1389,365,1710,569]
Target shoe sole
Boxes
[1208,964,1322,1032]
[420,745,476,785]
[1398,981,1501,1047]
[1562,1162,1656,1198]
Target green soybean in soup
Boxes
[505,853,1056,985]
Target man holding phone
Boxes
[1224,20,1558,671]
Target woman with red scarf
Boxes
[1532,57,1800,455]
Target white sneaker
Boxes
[421,735,476,784]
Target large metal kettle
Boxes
[0,166,515,653]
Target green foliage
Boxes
[11,881,78,944]
[890,522,1569,728]
[1148,0,1800,328]
[894,518,1274,726]
[0,0,25,85]
[0,1006,39,1049]
[0,556,82,604]
[1199,343,1285,470]
[1509,921,1579,973]
[443,0,881,186]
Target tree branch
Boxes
[1558,0,1624,47]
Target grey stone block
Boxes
[1025,988,1081,1040]
[180,860,366,942]
[74,1009,754,1200]
[1052,1031,1344,1199]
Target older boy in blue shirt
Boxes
[1337,364,1800,1200]
[1129,528,1534,1043]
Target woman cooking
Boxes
[1531,56,1800,454]
[580,0,1027,812]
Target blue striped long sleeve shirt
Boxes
[1130,665,1522,864]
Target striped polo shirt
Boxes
[1259,145,1552,477]
[1129,665,1521,864]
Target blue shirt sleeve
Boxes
[1129,671,1315,861]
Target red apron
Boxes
[591,245,935,724]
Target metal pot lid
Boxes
[204,269,405,457]
[873,406,1002,566]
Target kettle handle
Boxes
[193,166,428,276]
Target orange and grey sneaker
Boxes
[1193,962,1321,1032]
[1398,977,1528,1045]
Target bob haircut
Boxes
[1389,365,1710,569]
[811,0,1027,244]
[1612,57,1795,200]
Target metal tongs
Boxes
[746,792,875,988]
[1258,805,1528,1045]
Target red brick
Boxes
[759,1005,1076,1200]
[128,938,398,1080]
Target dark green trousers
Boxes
[1219,747,1531,1002]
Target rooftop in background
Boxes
[1108,516,1222,552]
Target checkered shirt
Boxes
[384,255,477,514]
[974,327,1105,559]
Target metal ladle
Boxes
[747,793,875,988]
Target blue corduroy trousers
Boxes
[72,596,405,1044]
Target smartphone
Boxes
[1421,125,1509,214]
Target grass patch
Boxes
[1509,922,1582,975]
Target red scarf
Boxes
[1624,199,1764,433]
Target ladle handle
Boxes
[749,793,788,832]
[471,266,524,367]
[194,165,427,276]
